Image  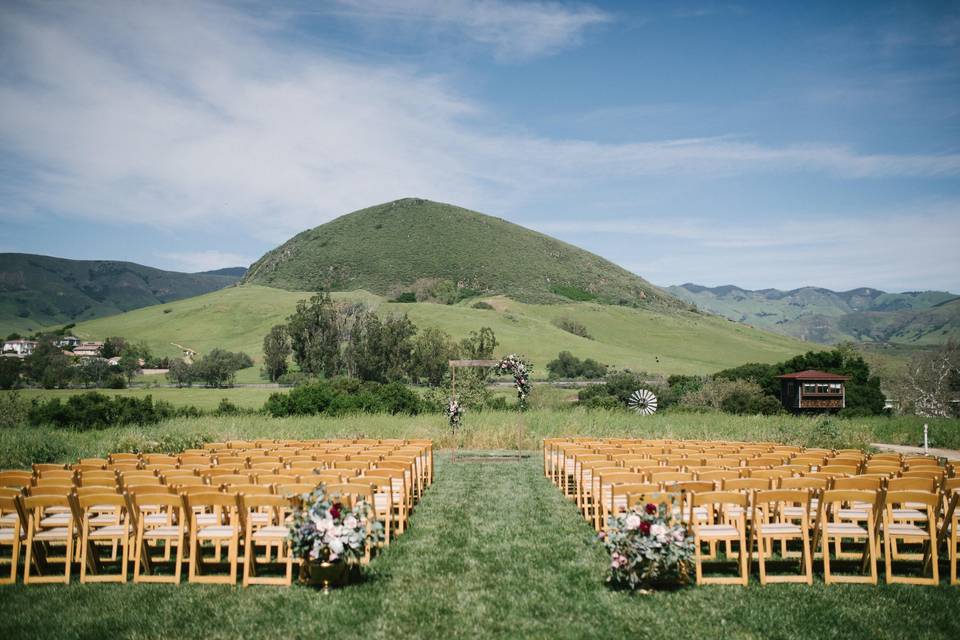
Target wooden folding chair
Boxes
[0,471,32,490]
[939,488,958,585]
[131,492,185,583]
[751,489,813,585]
[18,494,76,584]
[883,490,939,585]
[0,494,23,584]
[815,489,879,585]
[240,494,294,586]
[75,493,130,583]
[185,492,240,584]
[689,491,749,586]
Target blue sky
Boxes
[1,0,958,292]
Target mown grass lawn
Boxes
[1,454,957,640]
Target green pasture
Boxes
[66,284,816,377]
[0,454,957,639]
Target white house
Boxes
[56,335,81,348]
[2,339,38,356]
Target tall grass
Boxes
[2,409,956,469]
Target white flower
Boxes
[329,538,344,555]
[651,523,668,542]
[625,514,642,530]
[343,515,358,529]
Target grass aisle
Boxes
[1,454,958,639]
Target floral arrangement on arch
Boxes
[446,398,464,430]
[495,354,532,410]
[599,502,695,590]
[288,485,383,563]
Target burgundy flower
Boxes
[639,521,651,535]
[330,503,341,519]
[645,503,657,515]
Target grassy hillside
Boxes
[668,283,959,344]
[0,253,243,335]
[244,198,681,309]
[68,284,816,377]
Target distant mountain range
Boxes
[667,283,960,345]
[0,253,245,334]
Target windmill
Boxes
[628,389,658,415]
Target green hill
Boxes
[667,283,959,344]
[243,198,681,309]
[0,253,243,335]
[68,284,816,377]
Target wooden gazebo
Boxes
[776,369,850,412]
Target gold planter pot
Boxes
[300,559,349,593]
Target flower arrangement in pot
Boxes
[288,485,383,591]
[599,502,695,591]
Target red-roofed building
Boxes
[776,370,850,412]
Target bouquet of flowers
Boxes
[288,485,382,563]
[446,398,464,430]
[495,354,532,410]
[599,502,694,590]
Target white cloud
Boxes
[326,0,611,59]
[157,251,253,273]
[0,0,958,292]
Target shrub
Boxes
[106,374,128,389]
[553,317,592,339]
[471,301,495,310]
[682,378,781,415]
[0,391,30,429]
[546,351,606,379]
[264,379,422,417]
[549,284,596,301]
[215,398,241,416]
[393,292,417,303]
[27,392,176,430]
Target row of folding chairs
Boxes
[0,438,434,585]
[546,438,959,586]
[675,485,960,586]
[544,438,957,530]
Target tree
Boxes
[459,327,498,359]
[167,359,195,387]
[193,349,252,388]
[287,293,341,377]
[899,341,960,417]
[344,310,385,382]
[0,358,22,390]
[25,339,71,389]
[100,336,127,359]
[77,357,111,387]
[262,324,292,382]
[411,327,458,385]
[381,314,416,382]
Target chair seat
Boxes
[782,506,816,518]
[0,513,18,526]
[34,527,71,541]
[838,508,870,519]
[891,508,926,520]
[249,512,270,525]
[824,522,867,536]
[251,526,289,540]
[144,513,174,525]
[144,525,183,539]
[196,514,219,526]
[0,528,22,542]
[696,524,740,539]
[197,525,236,539]
[89,513,120,525]
[40,514,71,527]
[885,523,929,538]
[89,524,130,539]
[757,523,802,536]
